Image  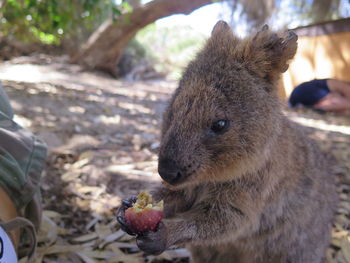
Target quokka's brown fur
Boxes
[146,21,337,263]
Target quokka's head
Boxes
[158,21,297,187]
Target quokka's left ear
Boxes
[207,20,239,53]
[211,20,232,38]
[241,25,298,82]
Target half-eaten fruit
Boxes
[125,191,164,234]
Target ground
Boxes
[0,55,349,263]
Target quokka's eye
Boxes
[210,119,229,134]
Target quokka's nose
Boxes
[158,158,183,185]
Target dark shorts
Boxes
[288,79,330,108]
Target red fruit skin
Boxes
[125,207,163,233]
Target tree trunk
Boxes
[71,0,218,76]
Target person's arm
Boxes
[314,92,350,113]
[327,79,350,100]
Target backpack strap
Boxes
[0,217,37,263]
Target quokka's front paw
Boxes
[116,196,138,235]
[136,222,168,255]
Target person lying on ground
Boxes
[288,79,350,113]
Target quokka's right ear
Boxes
[240,25,298,83]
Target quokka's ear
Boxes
[211,20,232,38]
[241,25,298,82]
[208,21,238,52]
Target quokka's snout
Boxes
[158,157,183,185]
[158,148,200,185]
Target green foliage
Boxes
[270,0,349,29]
[136,23,206,79]
[0,0,116,45]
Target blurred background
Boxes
[0,1,350,263]
[1,0,349,84]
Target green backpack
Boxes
[0,83,47,262]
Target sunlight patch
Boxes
[13,114,32,128]
[290,116,350,135]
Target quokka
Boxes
[119,21,337,263]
